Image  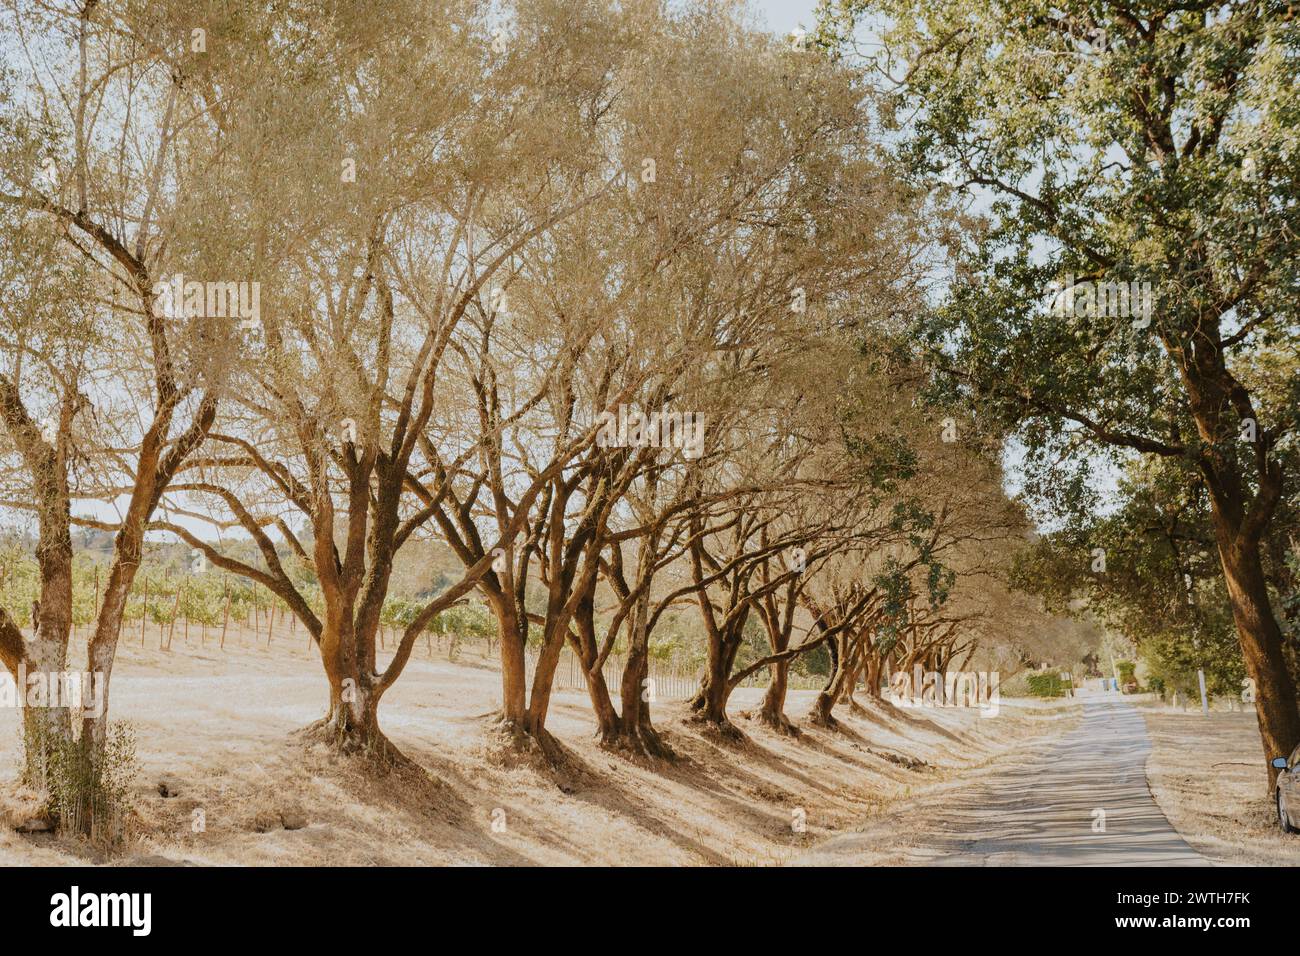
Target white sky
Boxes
[748,0,822,33]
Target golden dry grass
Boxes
[1139,701,1300,866]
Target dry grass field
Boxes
[1140,701,1300,866]
[0,625,1078,866]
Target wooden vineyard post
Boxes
[221,577,230,649]
[166,584,181,650]
[140,577,149,646]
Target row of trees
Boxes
[0,0,1078,838]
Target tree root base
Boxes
[750,708,802,737]
[806,710,840,730]
[596,723,676,762]
[483,716,582,791]
[295,718,415,775]
[685,710,748,744]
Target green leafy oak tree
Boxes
[825,0,1300,784]
[1013,458,1250,702]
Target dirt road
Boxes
[795,695,1208,866]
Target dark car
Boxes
[1273,747,1300,833]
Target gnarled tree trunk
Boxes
[687,620,745,738]
[810,632,851,728]
[758,658,799,735]
[1218,528,1300,791]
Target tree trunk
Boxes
[583,664,621,744]
[24,535,75,787]
[1219,533,1300,790]
[758,658,799,736]
[17,459,76,788]
[484,592,567,761]
[688,630,743,738]
[809,634,850,728]
[493,595,529,725]
[864,654,883,700]
[616,626,673,759]
[300,621,403,765]
[569,596,624,746]
[841,653,868,715]
[318,675,383,752]
[688,669,732,727]
[524,623,566,736]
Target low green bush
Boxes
[1025,672,1065,698]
